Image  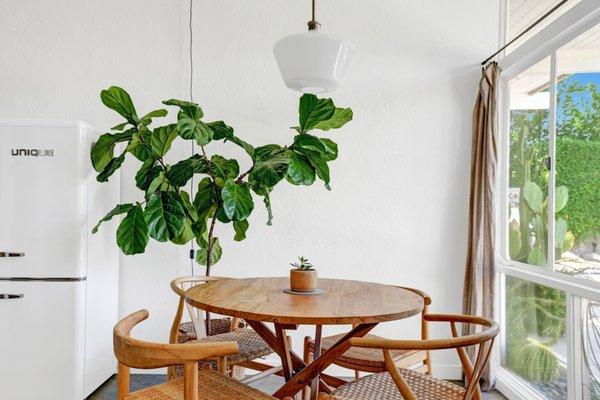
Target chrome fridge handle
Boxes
[0,252,25,257]
[0,294,24,299]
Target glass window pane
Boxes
[554,24,600,282]
[508,57,551,268]
[582,299,600,399]
[503,276,567,399]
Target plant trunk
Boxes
[204,231,213,336]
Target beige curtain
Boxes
[462,62,499,391]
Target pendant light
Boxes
[273,0,355,94]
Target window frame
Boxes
[495,1,600,399]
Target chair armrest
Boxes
[396,286,432,305]
[115,336,239,369]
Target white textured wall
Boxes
[0,0,499,378]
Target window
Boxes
[498,2,600,400]
[503,276,567,398]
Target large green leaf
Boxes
[249,145,289,187]
[127,129,152,161]
[293,134,328,153]
[555,186,569,213]
[151,124,178,157]
[97,151,126,182]
[166,154,209,187]
[116,204,149,255]
[179,190,198,222]
[92,203,134,234]
[163,99,202,119]
[208,121,254,156]
[298,94,335,133]
[193,177,219,214]
[301,149,330,187]
[195,237,222,266]
[139,109,167,126]
[233,219,249,241]
[135,159,158,190]
[319,138,339,161]
[211,155,240,181]
[91,130,133,172]
[100,86,138,124]
[177,115,213,146]
[216,206,232,223]
[171,219,195,245]
[313,108,353,131]
[286,152,316,185]
[111,122,129,131]
[522,181,544,213]
[208,121,234,141]
[146,171,168,196]
[144,192,186,242]
[221,181,254,221]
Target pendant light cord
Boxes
[308,0,320,30]
[189,0,195,275]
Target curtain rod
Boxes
[481,0,570,66]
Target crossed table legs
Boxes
[245,320,378,399]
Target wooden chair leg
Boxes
[117,363,130,400]
[183,362,199,400]
[354,370,360,381]
[217,357,228,374]
[302,336,313,400]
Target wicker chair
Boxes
[317,314,499,400]
[304,287,432,383]
[168,276,280,382]
[114,309,292,400]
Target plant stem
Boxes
[204,202,219,336]
[235,168,252,183]
[205,204,220,276]
[199,145,216,182]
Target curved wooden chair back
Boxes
[349,314,499,400]
[114,309,238,400]
[396,287,432,373]
[169,276,230,345]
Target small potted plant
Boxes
[290,256,317,293]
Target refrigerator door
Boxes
[0,280,86,400]
[0,121,88,278]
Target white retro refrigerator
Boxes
[0,120,120,399]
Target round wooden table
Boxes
[186,277,424,399]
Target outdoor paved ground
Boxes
[87,374,508,399]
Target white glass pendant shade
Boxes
[273,31,355,94]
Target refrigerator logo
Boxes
[11,149,54,157]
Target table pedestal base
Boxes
[245,320,377,399]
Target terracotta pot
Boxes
[289,269,318,292]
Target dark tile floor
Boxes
[87,374,508,399]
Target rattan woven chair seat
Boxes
[174,328,273,377]
[178,318,245,342]
[124,368,276,399]
[327,369,466,400]
[310,334,426,372]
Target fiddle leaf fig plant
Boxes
[91,86,352,275]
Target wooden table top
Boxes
[185,277,424,325]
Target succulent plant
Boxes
[290,256,314,271]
